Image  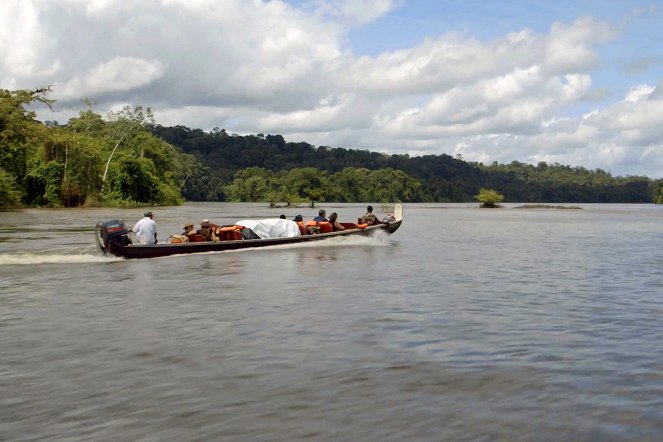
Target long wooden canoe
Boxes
[96,205,403,259]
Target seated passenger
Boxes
[313,209,328,222]
[182,221,196,240]
[197,219,218,241]
[361,205,380,226]
[169,221,195,243]
[293,215,307,235]
[328,212,345,231]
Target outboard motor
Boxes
[95,220,131,254]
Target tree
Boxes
[0,87,53,200]
[37,129,104,206]
[367,168,422,202]
[327,167,370,202]
[101,105,155,187]
[475,188,504,208]
[651,179,663,204]
[225,167,279,202]
[0,168,22,208]
[282,167,327,206]
[66,99,104,135]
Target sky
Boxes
[2,0,663,178]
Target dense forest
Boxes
[2,88,663,209]
[153,125,663,204]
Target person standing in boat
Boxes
[361,205,379,225]
[133,211,157,244]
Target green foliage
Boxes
[0,88,191,208]
[282,167,327,205]
[326,167,370,202]
[66,100,104,135]
[651,180,663,204]
[2,87,662,208]
[155,124,661,204]
[104,152,180,205]
[479,161,652,203]
[225,167,280,202]
[0,168,22,208]
[367,168,422,202]
[476,188,504,208]
[41,130,104,206]
[224,166,422,204]
[1,88,52,191]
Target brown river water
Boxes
[1,203,662,441]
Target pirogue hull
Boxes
[101,220,402,259]
[96,205,403,259]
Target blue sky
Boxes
[2,0,662,177]
[347,1,662,104]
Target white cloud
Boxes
[543,16,618,74]
[3,0,662,177]
[308,0,402,26]
[624,84,655,102]
[56,57,164,99]
[0,0,53,82]
[84,0,116,16]
[337,0,402,25]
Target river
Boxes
[1,203,662,441]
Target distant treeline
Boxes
[153,125,663,204]
[2,87,662,209]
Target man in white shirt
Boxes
[132,211,157,244]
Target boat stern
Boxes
[95,220,131,255]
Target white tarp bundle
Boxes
[235,218,301,239]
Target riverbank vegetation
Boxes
[1,88,184,208]
[2,88,663,209]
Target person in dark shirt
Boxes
[313,209,328,222]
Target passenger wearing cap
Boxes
[196,219,217,241]
[132,211,158,244]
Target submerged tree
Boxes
[476,188,504,208]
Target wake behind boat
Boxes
[95,205,403,259]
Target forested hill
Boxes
[4,88,660,209]
[153,125,662,204]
